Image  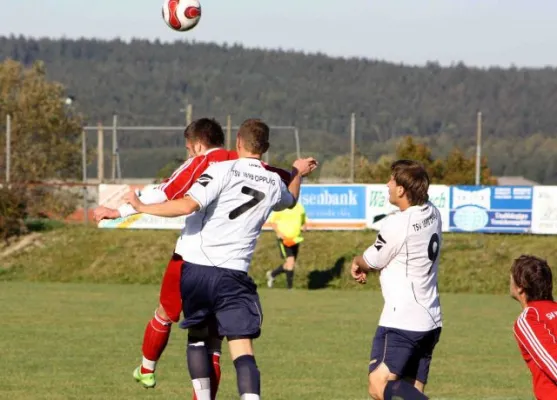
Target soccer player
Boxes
[350,160,442,400]
[122,118,318,400]
[511,254,557,400]
[266,201,307,289]
[93,118,238,398]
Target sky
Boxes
[1,0,557,68]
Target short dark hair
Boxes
[184,118,225,148]
[511,255,554,302]
[391,160,429,206]
[237,119,270,154]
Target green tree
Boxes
[0,58,84,182]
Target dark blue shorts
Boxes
[179,261,263,340]
[369,326,441,384]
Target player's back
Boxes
[379,202,443,331]
[161,148,237,200]
[179,158,292,272]
[514,301,557,400]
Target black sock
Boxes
[285,270,294,289]
[271,265,284,278]
[233,355,260,397]
[186,337,210,380]
[384,380,429,400]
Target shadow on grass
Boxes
[307,256,345,290]
[25,218,65,232]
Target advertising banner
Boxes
[531,186,557,234]
[366,184,450,231]
[449,186,533,233]
[97,184,186,230]
[295,184,367,230]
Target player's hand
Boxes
[123,190,143,211]
[93,206,120,222]
[293,157,319,177]
[351,259,368,284]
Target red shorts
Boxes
[159,253,184,322]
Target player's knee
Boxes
[368,379,385,400]
[188,325,209,343]
[284,258,296,270]
[155,304,173,322]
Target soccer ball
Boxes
[162,0,201,32]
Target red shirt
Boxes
[514,300,557,400]
[159,149,238,199]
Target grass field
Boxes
[2,223,557,294]
[1,281,533,400]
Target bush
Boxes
[0,185,28,243]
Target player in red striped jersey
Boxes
[94,118,291,398]
[94,118,235,397]
[511,254,557,400]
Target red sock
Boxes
[191,352,221,400]
[211,352,222,399]
[140,313,172,374]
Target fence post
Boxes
[97,122,104,183]
[82,129,88,224]
[294,127,301,159]
[350,113,355,183]
[6,114,11,183]
[111,114,117,182]
[226,115,232,150]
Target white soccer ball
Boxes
[162,0,201,32]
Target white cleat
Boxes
[266,271,274,288]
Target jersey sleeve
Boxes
[362,217,406,270]
[118,187,168,218]
[272,178,295,212]
[186,164,226,211]
[514,307,557,382]
[159,157,204,200]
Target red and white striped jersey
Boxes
[118,148,238,218]
[514,301,557,400]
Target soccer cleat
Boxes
[266,270,274,288]
[133,366,156,389]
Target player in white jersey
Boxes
[351,160,442,400]
[123,119,318,400]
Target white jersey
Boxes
[363,202,443,332]
[175,158,295,272]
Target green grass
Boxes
[0,281,533,400]
[2,224,557,294]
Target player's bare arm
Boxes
[123,191,200,217]
[287,157,318,205]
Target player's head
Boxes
[236,119,270,157]
[510,255,554,305]
[387,160,430,209]
[184,118,225,157]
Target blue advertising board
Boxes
[449,186,533,233]
[298,185,367,229]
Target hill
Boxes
[2,224,557,294]
[2,36,557,182]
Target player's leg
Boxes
[191,317,223,400]
[134,253,183,388]
[282,244,299,289]
[217,269,263,399]
[178,262,219,400]
[228,338,260,400]
[404,327,442,396]
[368,327,429,400]
[187,324,213,400]
[267,239,287,287]
[206,334,223,399]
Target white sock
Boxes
[141,356,156,372]
[192,377,211,400]
[240,394,260,400]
